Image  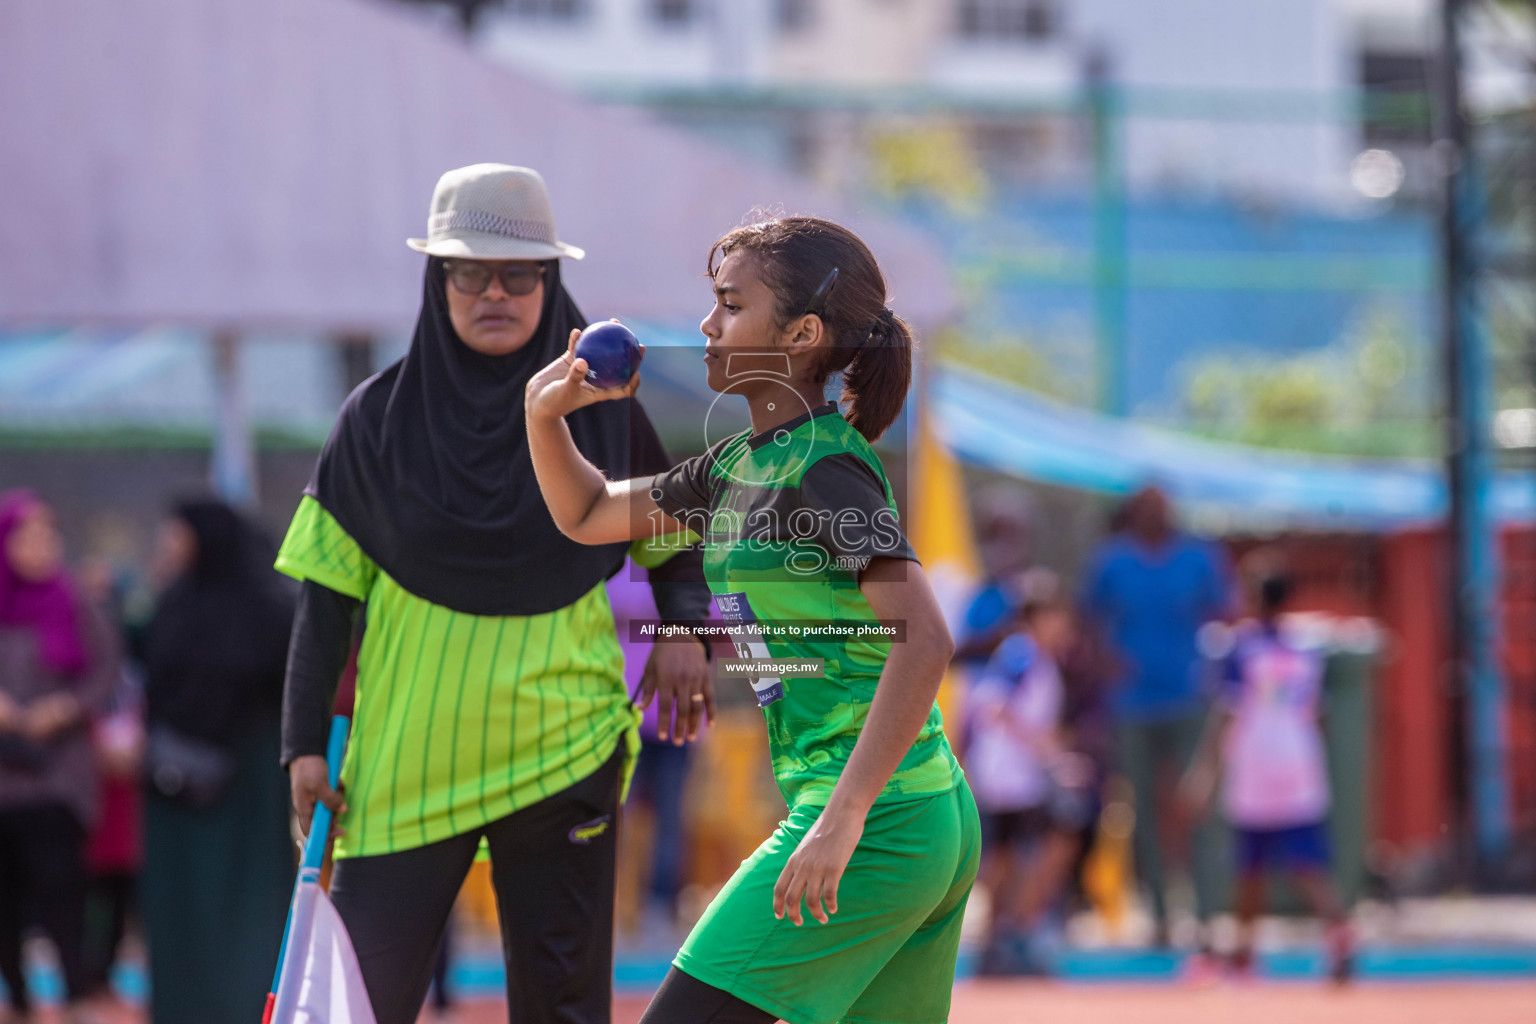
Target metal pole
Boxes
[1436,0,1509,873]
[1088,47,1128,417]
[210,332,258,506]
[335,332,376,400]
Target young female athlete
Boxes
[526,216,980,1024]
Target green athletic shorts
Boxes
[674,781,981,1024]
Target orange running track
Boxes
[49,979,1536,1024]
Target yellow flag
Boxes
[1082,777,1137,937]
[908,392,980,728]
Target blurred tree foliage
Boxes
[932,325,1095,406]
[1484,106,1536,420]
[1178,305,1439,457]
[865,122,988,214]
[934,305,1439,457]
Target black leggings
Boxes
[329,746,623,1024]
[0,804,89,1011]
[83,870,136,993]
[637,968,779,1024]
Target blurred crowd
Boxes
[0,491,292,1024]
[951,483,1351,980]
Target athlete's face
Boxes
[699,253,820,396]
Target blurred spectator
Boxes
[966,579,1095,974]
[953,485,1036,669]
[610,561,707,950]
[1181,556,1353,981]
[74,558,151,999]
[1054,605,1117,911]
[82,674,142,999]
[139,500,294,1024]
[1080,486,1231,947]
[0,490,121,1022]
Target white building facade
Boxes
[456,0,1440,207]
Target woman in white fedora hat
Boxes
[274,164,714,1024]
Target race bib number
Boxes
[714,591,783,707]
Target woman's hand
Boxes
[638,637,714,744]
[22,694,81,741]
[0,692,23,735]
[289,754,347,841]
[524,328,643,421]
[774,807,864,925]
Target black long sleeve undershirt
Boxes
[280,579,360,767]
[644,544,713,647]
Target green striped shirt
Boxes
[276,496,638,859]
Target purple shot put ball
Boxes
[573,321,640,389]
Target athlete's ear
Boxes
[782,313,824,355]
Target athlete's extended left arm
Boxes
[772,557,954,926]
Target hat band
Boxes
[428,209,556,246]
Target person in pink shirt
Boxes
[0,491,121,1021]
[1182,562,1353,982]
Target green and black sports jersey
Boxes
[652,403,962,809]
[275,496,637,859]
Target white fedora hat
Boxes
[407,164,585,261]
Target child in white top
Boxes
[1182,566,1353,982]
[966,589,1092,973]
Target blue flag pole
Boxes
[263,715,349,1023]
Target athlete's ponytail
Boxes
[839,308,914,444]
[708,216,914,442]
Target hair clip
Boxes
[803,267,839,317]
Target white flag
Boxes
[270,879,377,1024]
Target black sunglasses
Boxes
[442,259,546,297]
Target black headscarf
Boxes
[307,257,667,617]
[144,501,295,748]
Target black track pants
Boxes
[330,746,623,1024]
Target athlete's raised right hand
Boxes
[289,754,347,841]
[525,327,643,421]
